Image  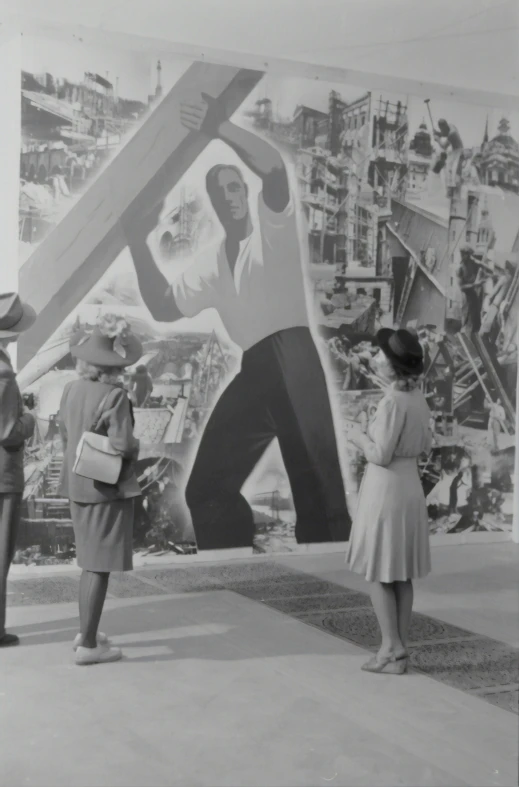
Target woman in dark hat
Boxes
[59,315,142,665]
[346,328,432,674]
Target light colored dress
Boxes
[345,385,433,583]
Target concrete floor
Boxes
[2,543,518,787]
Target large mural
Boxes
[14,37,518,564]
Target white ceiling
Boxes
[1,0,518,106]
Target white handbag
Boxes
[73,392,123,485]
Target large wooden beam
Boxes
[18,63,262,368]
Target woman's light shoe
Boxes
[73,632,109,651]
[383,655,408,674]
[361,653,408,674]
[75,642,122,665]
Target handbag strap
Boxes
[90,390,116,434]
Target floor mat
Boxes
[222,565,519,716]
[9,560,518,714]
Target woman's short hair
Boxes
[76,358,121,383]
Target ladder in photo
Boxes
[457,332,514,431]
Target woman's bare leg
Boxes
[394,579,414,654]
[78,570,110,649]
[369,581,405,658]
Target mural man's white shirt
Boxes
[171,192,310,351]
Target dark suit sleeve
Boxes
[0,369,35,448]
[106,389,140,458]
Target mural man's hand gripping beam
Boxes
[180,92,290,211]
[126,90,351,550]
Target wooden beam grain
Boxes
[18,63,262,368]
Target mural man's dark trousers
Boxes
[185,327,351,550]
[0,494,21,637]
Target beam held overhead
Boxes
[17,62,263,368]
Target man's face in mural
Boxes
[209,167,249,227]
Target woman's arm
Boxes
[351,396,406,467]
[58,382,72,452]
[126,235,184,323]
[105,390,140,459]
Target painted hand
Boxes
[180,92,226,138]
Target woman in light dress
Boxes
[346,328,432,674]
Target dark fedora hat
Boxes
[70,318,142,368]
[0,292,37,338]
[376,327,424,375]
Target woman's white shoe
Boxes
[72,632,109,651]
[75,642,122,665]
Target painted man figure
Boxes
[457,244,485,334]
[486,398,506,452]
[433,119,463,194]
[124,92,350,550]
[0,293,37,647]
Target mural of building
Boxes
[19,61,163,252]
[297,147,348,265]
[247,87,411,302]
[480,118,519,194]
[292,104,329,150]
[367,96,409,199]
[336,92,371,164]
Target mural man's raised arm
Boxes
[121,202,184,323]
[180,92,290,213]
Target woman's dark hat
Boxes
[376,328,424,375]
[70,324,142,368]
[0,293,37,338]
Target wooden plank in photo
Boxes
[17,63,262,368]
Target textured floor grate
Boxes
[221,566,519,715]
[8,560,518,714]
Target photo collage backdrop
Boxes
[15,36,518,562]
